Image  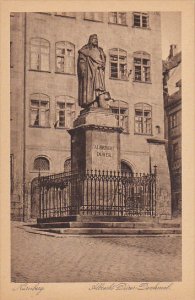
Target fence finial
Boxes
[154,165,157,175]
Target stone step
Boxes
[35,221,181,229]
[37,215,78,224]
[42,227,181,235]
[37,215,157,224]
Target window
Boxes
[56,42,75,74]
[172,143,179,161]
[64,158,71,172]
[133,12,149,28]
[55,12,76,18]
[30,93,50,127]
[34,157,50,171]
[133,51,151,82]
[84,12,103,22]
[30,38,50,71]
[55,96,75,128]
[109,48,127,80]
[169,112,178,129]
[109,100,129,132]
[135,103,152,134]
[121,161,133,175]
[109,12,126,25]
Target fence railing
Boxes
[32,169,157,219]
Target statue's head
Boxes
[88,34,98,47]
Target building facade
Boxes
[10,12,170,220]
[163,45,182,216]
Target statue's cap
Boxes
[88,34,98,43]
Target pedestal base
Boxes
[69,108,123,172]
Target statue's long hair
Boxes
[88,34,98,49]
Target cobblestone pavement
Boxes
[11,222,182,283]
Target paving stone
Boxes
[11,222,182,282]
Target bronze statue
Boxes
[77,34,110,108]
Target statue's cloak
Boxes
[77,45,106,108]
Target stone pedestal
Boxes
[147,138,172,219]
[68,108,123,173]
[68,108,123,214]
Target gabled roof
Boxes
[163,52,181,73]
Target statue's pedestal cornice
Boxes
[73,107,120,129]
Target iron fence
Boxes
[32,169,157,219]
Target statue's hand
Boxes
[98,63,105,70]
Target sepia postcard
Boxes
[0,0,195,300]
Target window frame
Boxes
[133,51,151,83]
[108,12,127,26]
[109,48,128,80]
[134,103,152,135]
[30,93,50,128]
[55,41,75,74]
[169,112,178,129]
[133,12,149,29]
[55,96,76,129]
[30,38,50,72]
[33,156,50,171]
[109,100,129,133]
[64,158,71,172]
[84,12,103,22]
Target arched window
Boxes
[109,48,127,80]
[30,38,50,71]
[133,51,151,83]
[34,157,50,171]
[134,103,152,134]
[56,41,75,74]
[30,93,50,127]
[64,158,71,172]
[55,95,75,128]
[121,161,133,175]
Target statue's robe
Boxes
[77,45,106,108]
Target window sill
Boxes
[108,22,128,27]
[29,126,51,129]
[29,69,51,73]
[109,77,129,82]
[55,15,76,19]
[84,18,103,23]
[132,26,151,30]
[37,13,52,15]
[133,80,152,84]
[55,71,76,76]
[134,133,153,136]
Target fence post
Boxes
[38,172,42,218]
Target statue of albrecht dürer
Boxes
[77,34,110,108]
